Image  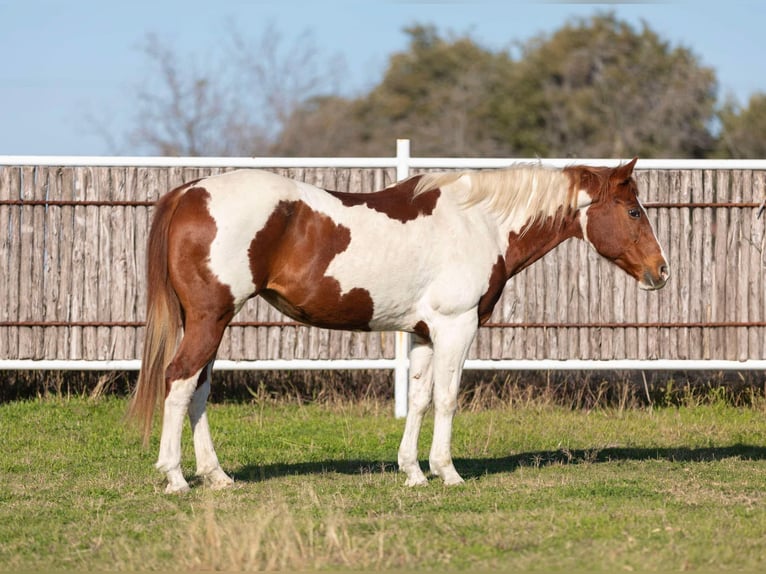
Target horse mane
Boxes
[412,165,579,232]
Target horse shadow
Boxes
[231,444,766,484]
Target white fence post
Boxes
[394,139,412,418]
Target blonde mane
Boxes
[412,165,578,232]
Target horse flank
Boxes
[411,166,579,233]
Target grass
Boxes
[1,392,766,571]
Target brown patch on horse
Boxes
[504,209,583,276]
[249,200,375,330]
[413,320,431,342]
[477,256,507,325]
[165,186,237,388]
[328,175,441,223]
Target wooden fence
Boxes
[1,161,765,364]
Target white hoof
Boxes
[430,462,465,486]
[164,480,191,494]
[442,473,465,487]
[404,474,429,487]
[161,466,190,494]
[203,468,235,490]
[400,461,428,487]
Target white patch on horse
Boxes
[202,170,300,308]
[577,189,593,246]
[319,178,503,331]
[639,197,668,267]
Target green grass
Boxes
[1,395,766,571]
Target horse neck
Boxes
[500,206,582,278]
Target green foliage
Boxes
[129,13,764,159]
[275,14,721,158]
[3,396,766,570]
[275,24,514,157]
[716,92,766,158]
[502,13,718,158]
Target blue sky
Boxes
[1,0,764,156]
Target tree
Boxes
[275,25,514,157]
[123,28,344,156]
[276,16,719,158]
[120,15,722,159]
[499,13,718,158]
[716,93,766,158]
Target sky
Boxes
[1,0,764,157]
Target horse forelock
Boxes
[414,166,577,232]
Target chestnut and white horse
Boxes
[129,158,668,493]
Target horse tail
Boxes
[128,183,189,445]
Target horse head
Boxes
[574,158,669,290]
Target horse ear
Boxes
[611,157,639,183]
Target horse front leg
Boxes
[397,338,434,486]
[428,311,478,486]
[188,363,234,490]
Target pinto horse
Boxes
[129,158,668,493]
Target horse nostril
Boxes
[660,264,669,280]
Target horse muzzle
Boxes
[639,263,670,291]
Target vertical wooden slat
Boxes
[40,168,61,358]
[55,168,76,359]
[563,242,578,359]
[536,257,548,359]
[0,167,20,358]
[728,169,743,360]
[652,172,677,358]
[122,166,139,359]
[75,167,99,360]
[711,171,728,359]
[132,167,149,361]
[688,169,704,358]
[17,167,36,358]
[31,167,49,358]
[506,268,523,360]
[598,236,615,360]
[544,243,561,359]
[750,172,766,359]
[735,171,750,360]
[665,170,680,358]
[95,168,113,359]
[701,170,716,357]
[107,167,128,359]
[644,170,660,359]
[576,241,592,359]
[676,170,692,359]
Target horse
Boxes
[128,157,669,493]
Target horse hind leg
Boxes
[156,313,230,494]
[189,360,234,489]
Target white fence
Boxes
[2,140,766,417]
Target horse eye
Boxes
[628,208,641,219]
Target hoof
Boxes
[442,474,465,487]
[164,481,191,495]
[204,468,235,490]
[404,475,429,487]
[430,462,464,486]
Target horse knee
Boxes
[433,394,458,414]
[408,382,432,413]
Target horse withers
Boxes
[128,158,668,493]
